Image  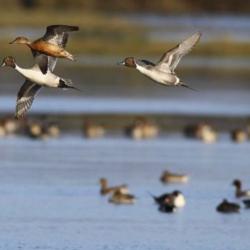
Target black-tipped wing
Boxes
[32,51,57,74]
[156,32,201,73]
[15,80,42,119]
[42,25,79,48]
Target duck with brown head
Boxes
[232,179,250,198]
[9,36,31,46]
[9,25,79,61]
[118,32,201,90]
[118,57,137,68]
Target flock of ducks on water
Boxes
[1,24,202,120]
[100,170,188,213]
[1,116,249,144]
[99,174,250,214]
[0,117,60,139]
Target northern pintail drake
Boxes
[108,190,136,205]
[150,190,186,208]
[216,199,240,213]
[99,178,129,196]
[243,199,250,208]
[232,179,250,198]
[160,170,189,184]
[118,32,201,89]
[1,55,78,119]
[10,25,79,62]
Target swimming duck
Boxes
[150,190,186,208]
[232,179,250,198]
[195,123,217,143]
[126,118,159,140]
[108,189,136,205]
[231,129,247,143]
[243,199,250,208]
[10,25,79,62]
[160,170,189,184]
[99,178,129,196]
[27,121,43,139]
[84,121,105,139]
[1,55,78,119]
[45,122,60,138]
[216,199,240,213]
[118,32,201,89]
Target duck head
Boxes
[232,179,241,189]
[118,57,136,68]
[1,56,16,68]
[99,178,108,188]
[9,36,31,45]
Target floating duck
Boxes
[184,123,217,143]
[150,190,186,208]
[99,178,128,196]
[45,122,60,138]
[4,117,19,134]
[84,121,105,139]
[216,199,240,213]
[231,129,247,143]
[196,123,217,143]
[118,32,201,90]
[108,190,136,205]
[160,170,189,184]
[127,118,158,140]
[27,121,43,139]
[9,25,79,61]
[232,179,250,198]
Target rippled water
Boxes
[0,137,250,250]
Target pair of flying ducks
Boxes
[1,25,201,119]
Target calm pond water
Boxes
[0,137,250,250]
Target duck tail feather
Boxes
[180,82,198,91]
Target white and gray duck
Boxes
[118,32,201,90]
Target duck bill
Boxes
[9,39,19,44]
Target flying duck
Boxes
[216,199,240,213]
[99,178,129,196]
[118,32,201,90]
[9,25,79,63]
[1,55,78,119]
[232,179,250,198]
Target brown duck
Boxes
[10,25,79,64]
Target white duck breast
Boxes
[173,193,186,208]
[15,64,60,87]
[136,64,179,85]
